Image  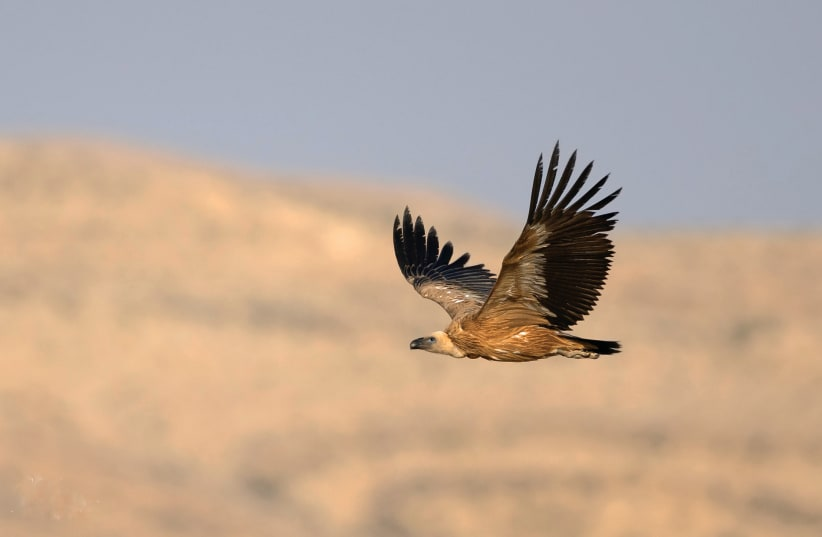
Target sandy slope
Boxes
[0,139,820,536]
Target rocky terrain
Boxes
[1,139,820,536]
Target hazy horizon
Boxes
[2,1,820,229]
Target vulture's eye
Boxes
[427,337,436,343]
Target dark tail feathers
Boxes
[565,335,621,355]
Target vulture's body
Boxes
[393,143,621,362]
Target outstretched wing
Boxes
[393,207,497,320]
[477,142,621,330]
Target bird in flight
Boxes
[393,142,621,361]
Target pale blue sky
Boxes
[2,1,820,228]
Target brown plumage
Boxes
[393,142,621,361]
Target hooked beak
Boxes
[409,337,427,350]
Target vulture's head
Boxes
[409,331,465,358]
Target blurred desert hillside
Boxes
[0,139,820,536]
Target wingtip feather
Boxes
[527,153,544,223]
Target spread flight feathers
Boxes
[393,142,621,361]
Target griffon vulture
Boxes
[393,142,621,361]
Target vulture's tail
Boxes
[565,335,621,355]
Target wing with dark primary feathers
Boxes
[393,207,496,320]
[476,142,621,330]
